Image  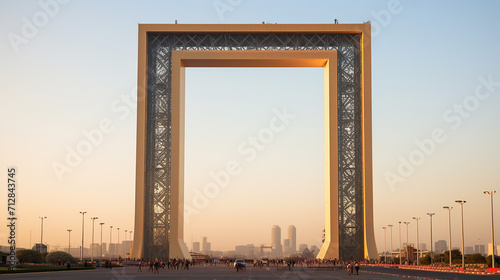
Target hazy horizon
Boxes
[0,0,498,256]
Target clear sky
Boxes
[0,0,499,254]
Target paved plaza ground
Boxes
[1,265,497,280]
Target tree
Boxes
[16,249,44,263]
[432,253,443,264]
[418,254,431,265]
[443,249,461,262]
[486,255,500,268]
[465,253,486,264]
[46,251,77,264]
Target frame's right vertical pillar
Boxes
[362,24,379,260]
[317,56,340,260]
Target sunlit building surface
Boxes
[131,23,377,261]
[271,225,282,256]
[288,225,297,254]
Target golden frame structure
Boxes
[132,24,378,260]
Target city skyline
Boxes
[0,0,499,257]
[186,225,313,258]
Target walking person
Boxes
[354,261,360,275]
[347,262,352,276]
[154,260,160,274]
[148,260,153,272]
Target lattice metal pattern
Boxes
[144,32,364,260]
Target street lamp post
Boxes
[382,227,387,263]
[398,222,402,265]
[412,217,420,265]
[39,217,47,246]
[91,217,98,263]
[67,229,72,254]
[455,200,466,269]
[427,213,435,265]
[110,226,113,257]
[124,230,128,257]
[388,225,394,263]
[117,227,120,258]
[79,211,87,261]
[443,206,453,267]
[484,191,496,268]
[404,221,410,263]
[99,222,104,261]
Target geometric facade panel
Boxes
[131,24,378,261]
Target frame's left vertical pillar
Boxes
[131,25,148,259]
[170,52,191,259]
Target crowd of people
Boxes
[136,258,192,273]
[113,258,369,275]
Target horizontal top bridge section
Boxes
[174,50,337,68]
[139,23,370,35]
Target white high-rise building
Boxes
[202,237,211,254]
[192,242,200,253]
[435,240,447,253]
[288,225,296,253]
[487,243,499,256]
[271,225,282,255]
[298,244,308,253]
[283,239,290,255]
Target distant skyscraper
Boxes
[288,225,296,253]
[271,225,282,255]
[33,243,47,254]
[435,240,447,253]
[487,243,499,256]
[465,246,474,254]
[192,242,200,253]
[298,244,308,253]
[475,244,485,255]
[91,243,100,258]
[202,237,211,254]
[101,242,108,257]
[419,243,427,251]
[235,245,249,256]
[310,245,319,255]
[283,239,290,255]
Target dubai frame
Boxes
[131,23,378,260]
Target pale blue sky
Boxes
[0,0,499,253]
